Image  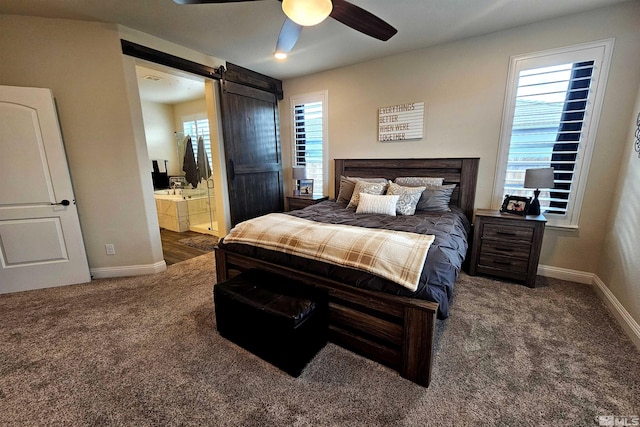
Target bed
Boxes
[214,158,480,387]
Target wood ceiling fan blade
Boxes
[173,0,262,4]
[329,0,397,41]
[275,18,303,53]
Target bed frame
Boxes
[214,158,480,387]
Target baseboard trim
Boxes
[90,261,167,279]
[592,275,640,351]
[537,264,594,284]
[538,263,640,351]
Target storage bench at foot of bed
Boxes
[215,248,439,387]
[214,268,328,377]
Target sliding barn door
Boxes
[0,86,90,293]
[219,77,284,226]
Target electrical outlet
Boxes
[105,244,115,255]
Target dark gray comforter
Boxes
[218,200,470,319]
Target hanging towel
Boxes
[182,136,199,187]
[196,136,212,180]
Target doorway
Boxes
[135,62,224,254]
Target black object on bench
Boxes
[213,269,328,377]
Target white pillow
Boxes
[356,193,400,216]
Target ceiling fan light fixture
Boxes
[282,0,333,27]
[273,51,288,60]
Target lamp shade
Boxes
[282,0,333,26]
[292,166,307,180]
[524,167,554,189]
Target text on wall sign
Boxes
[378,102,424,142]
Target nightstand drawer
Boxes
[288,198,313,211]
[478,254,529,273]
[480,240,531,260]
[482,223,534,242]
[286,195,329,211]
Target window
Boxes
[493,40,614,227]
[183,116,212,179]
[291,91,328,197]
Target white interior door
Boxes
[0,85,90,293]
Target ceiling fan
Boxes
[173,0,397,58]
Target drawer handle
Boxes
[494,247,513,252]
[494,260,512,266]
[496,231,517,236]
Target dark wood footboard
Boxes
[214,247,438,387]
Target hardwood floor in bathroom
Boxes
[160,228,208,266]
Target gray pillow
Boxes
[416,184,456,212]
[336,176,389,204]
[386,182,425,215]
[395,176,444,187]
[346,181,388,209]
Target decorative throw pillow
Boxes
[346,181,388,209]
[337,176,390,204]
[395,177,444,187]
[416,184,457,212]
[386,182,425,215]
[356,193,400,216]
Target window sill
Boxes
[545,223,579,232]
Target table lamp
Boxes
[524,167,555,216]
[292,166,306,195]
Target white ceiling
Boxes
[136,64,206,104]
[1,0,631,102]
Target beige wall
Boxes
[598,83,640,325]
[280,2,640,278]
[140,97,208,178]
[0,14,164,271]
[142,101,178,176]
[0,14,224,274]
[173,98,207,132]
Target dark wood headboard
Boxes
[334,158,480,220]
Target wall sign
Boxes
[378,102,424,142]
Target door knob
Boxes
[51,199,71,206]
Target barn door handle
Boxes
[229,159,235,180]
[51,199,71,206]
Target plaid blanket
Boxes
[222,213,435,291]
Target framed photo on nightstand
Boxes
[500,195,530,216]
[299,179,313,195]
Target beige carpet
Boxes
[0,253,638,426]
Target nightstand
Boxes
[469,209,546,288]
[286,195,329,211]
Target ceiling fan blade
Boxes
[173,0,262,4]
[329,0,397,41]
[275,18,303,53]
